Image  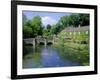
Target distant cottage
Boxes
[63,26,89,35]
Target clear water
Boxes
[23,45,81,68]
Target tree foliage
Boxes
[58,14,89,28]
[23,26,33,38]
[79,14,90,26]
[52,13,89,34]
[23,14,89,38]
[23,16,43,38]
[23,14,27,26]
[31,16,42,37]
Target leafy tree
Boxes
[79,14,90,26]
[46,24,52,35]
[23,14,89,38]
[23,20,33,38]
[58,16,68,27]
[31,16,42,37]
[50,25,56,35]
[69,14,80,27]
[23,26,33,38]
[58,13,89,28]
[23,16,43,38]
[47,24,51,30]
[25,20,31,27]
[22,14,27,26]
[43,29,48,38]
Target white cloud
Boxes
[42,16,57,27]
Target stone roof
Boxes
[64,26,89,32]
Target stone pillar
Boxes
[78,24,80,28]
[52,39,54,44]
[33,38,35,48]
[53,35,56,44]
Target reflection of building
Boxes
[63,26,89,35]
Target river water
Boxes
[23,45,81,68]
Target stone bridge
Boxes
[24,38,55,47]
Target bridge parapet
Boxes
[24,37,55,46]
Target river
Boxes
[23,45,82,68]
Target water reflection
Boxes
[23,45,81,68]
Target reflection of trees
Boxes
[54,44,89,66]
[23,46,42,68]
[23,41,28,57]
[32,51,42,68]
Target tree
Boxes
[79,14,89,26]
[47,24,51,30]
[22,14,27,26]
[23,18,33,38]
[31,16,42,37]
[23,26,33,38]
[25,20,31,27]
[58,16,69,27]
[69,14,80,27]
[23,16,43,38]
[50,25,56,35]
[23,14,89,39]
[43,29,48,38]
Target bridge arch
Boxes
[24,37,54,47]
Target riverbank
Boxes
[53,42,89,66]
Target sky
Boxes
[23,11,71,27]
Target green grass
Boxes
[53,42,89,66]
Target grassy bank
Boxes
[53,42,89,66]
